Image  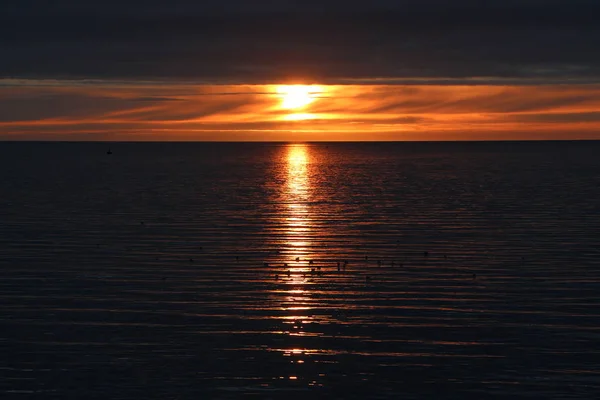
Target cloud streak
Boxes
[1,81,600,140]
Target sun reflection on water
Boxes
[285,144,311,259]
[262,143,325,386]
[280,144,317,326]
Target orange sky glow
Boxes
[1,80,600,141]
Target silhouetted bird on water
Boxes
[106,148,112,155]
[423,251,429,257]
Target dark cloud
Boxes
[1,1,600,82]
[131,97,184,102]
[0,93,127,122]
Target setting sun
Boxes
[276,85,322,109]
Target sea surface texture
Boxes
[1,141,599,399]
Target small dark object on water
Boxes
[275,274,279,280]
[424,251,429,257]
[295,257,300,262]
[472,273,477,280]
[106,148,112,155]
[189,258,194,262]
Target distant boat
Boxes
[106,148,112,155]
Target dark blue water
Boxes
[1,141,599,399]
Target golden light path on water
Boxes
[279,144,316,371]
[285,143,311,257]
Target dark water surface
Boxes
[1,141,599,399]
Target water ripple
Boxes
[1,141,599,399]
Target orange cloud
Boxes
[1,80,600,140]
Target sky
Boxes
[1,0,600,141]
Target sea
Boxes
[1,141,599,399]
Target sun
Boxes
[276,85,322,110]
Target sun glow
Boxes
[283,113,315,121]
[277,85,322,110]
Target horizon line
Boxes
[2,139,599,144]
